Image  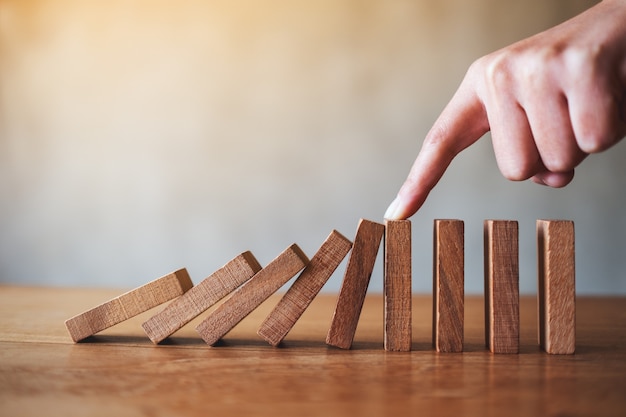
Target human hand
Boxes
[385,0,626,220]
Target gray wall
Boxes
[2,0,624,294]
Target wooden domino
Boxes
[196,244,309,346]
[142,252,262,344]
[433,219,464,353]
[484,220,519,354]
[537,220,576,354]
[326,218,385,349]
[257,230,352,346]
[65,269,193,342]
[384,219,412,352]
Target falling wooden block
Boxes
[537,219,576,354]
[196,244,309,346]
[433,219,464,353]
[326,218,385,349]
[142,252,262,344]
[257,230,352,346]
[65,269,193,342]
[384,219,412,352]
[484,220,519,354]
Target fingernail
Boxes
[384,197,402,220]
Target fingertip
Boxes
[531,170,575,188]
[383,197,402,220]
[384,196,412,220]
[383,190,425,220]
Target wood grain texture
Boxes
[64,269,193,342]
[326,218,385,349]
[258,230,352,346]
[6,289,626,417]
[484,220,519,354]
[196,244,309,346]
[433,219,464,353]
[142,252,262,344]
[384,219,412,352]
[537,219,576,354]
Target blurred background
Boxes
[1,0,624,294]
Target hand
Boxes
[385,0,626,220]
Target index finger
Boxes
[384,78,489,220]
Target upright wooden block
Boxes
[326,218,385,349]
[142,252,262,344]
[65,269,193,342]
[484,220,519,354]
[196,244,309,346]
[257,230,352,346]
[537,220,576,354]
[384,219,412,352]
[433,219,464,353]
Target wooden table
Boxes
[1,286,625,417]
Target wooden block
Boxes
[196,244,309,346]
[433,219,464,353]
[537,219,576,354]
[384,219,412,352]
[326,218,385,349]
[257,230,352,346]
[484,220,519,354]
[142,252,262,344]
[65,269,193,342]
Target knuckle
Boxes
[498,159,536,182]
[576,111,622,153]
[467,51,515,95]
[563,45,602,79]
[573,78,624,153]
[542,155,575,173]
[578,131,618,153]
[423,119,461,158]
[517,46,561,89]
[483,52,514,90]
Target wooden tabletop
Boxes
[1,286,625,417]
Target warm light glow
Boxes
[1,0,619,295]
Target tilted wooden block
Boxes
[257,230,352,346]
[196,244,309,346]
[484,220,519,354]
[142,252,262,344]
[65,269,193,342]
[384,219,412,352]
[326,218,385,349]
[433,219,464,353]
[537,219,576,354]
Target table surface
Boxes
[1,286,625,417]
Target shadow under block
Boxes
[384,219,412,352]
[65,269,193,342]
[537,220,576,354]
[484,220,519,354]
[142,252,262,344]
[433,219,464,353]
[196,244,309,346]
[258,230,352,346]
[326,218,385,349]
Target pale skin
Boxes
[385,0,626,220]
